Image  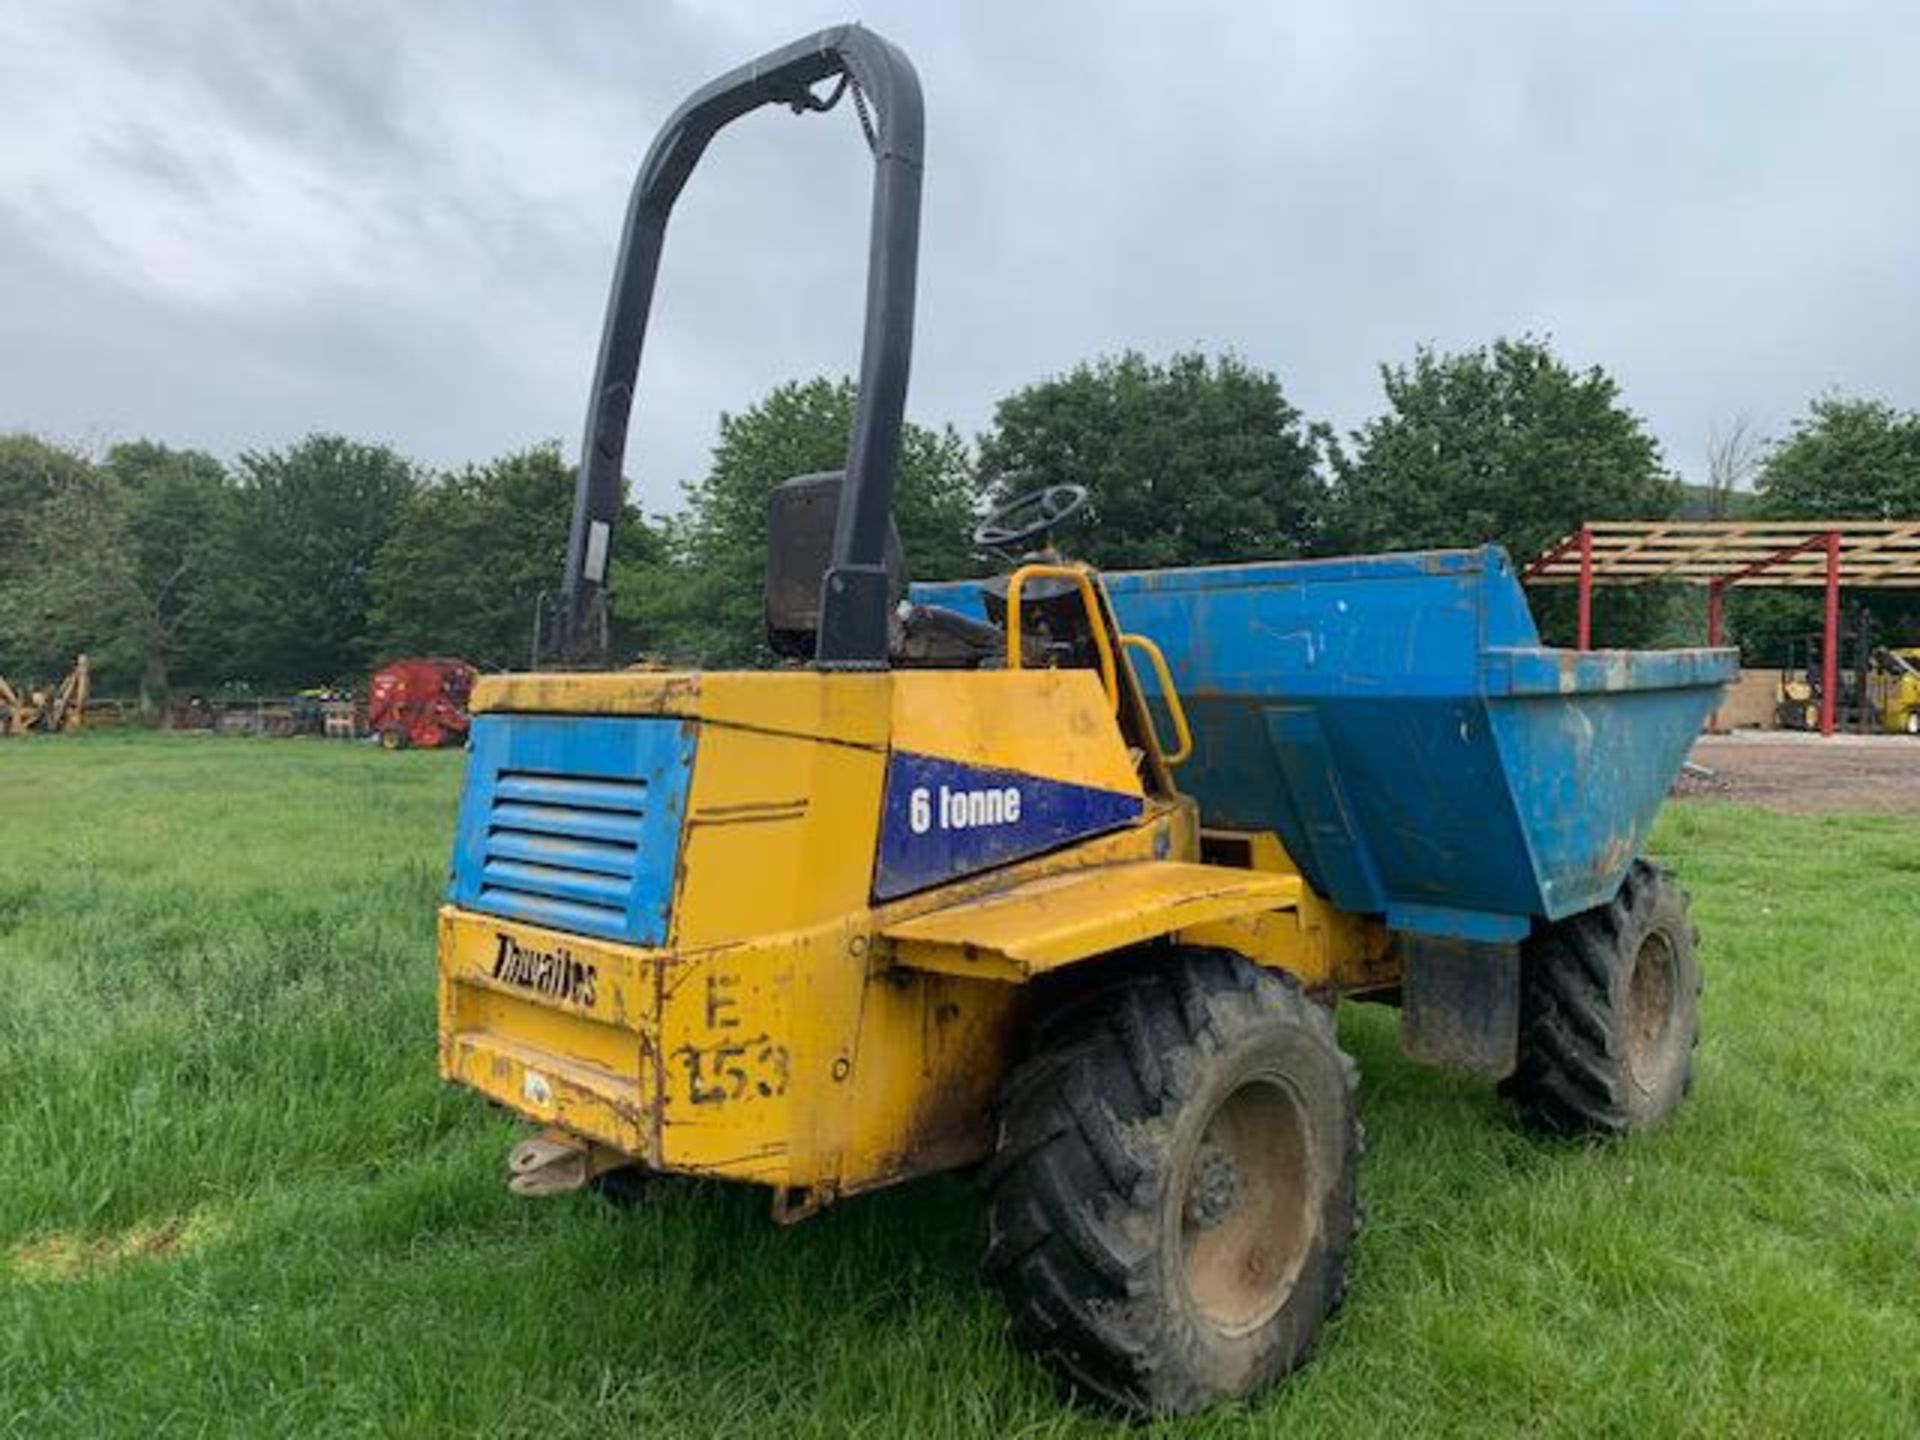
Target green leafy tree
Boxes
[105,442,236,704]
[368,444,662,670]
[0,434,92,578]
[1327,337,1681,646]
[620,377,977,666]
[0,442,234,711]
[1729,397,1920,660]
[0,462,129,685]
[1756,397,1920,519]
[0,435,94,679]
[977,351,1323,570]
[222,435,419,687]
[1329,338,1679,558]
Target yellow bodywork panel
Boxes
[474,669,895,747]
[889,668,1142,795]
[438,910,654,1155]
[437,665,1398,1206]
[1182,830,1397,992]
[884,861,1299,982]
[440,901,1022,1196]
[673,721,886,945]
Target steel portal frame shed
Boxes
[1524,520,1920,736]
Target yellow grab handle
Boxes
[1005,564,1119,712]
[1120,632,1193,766]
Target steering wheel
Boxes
[973,482,1089,553]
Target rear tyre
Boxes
[379,726,409,751]
[1502,859,1701,1136]
[984,951,1359,1417]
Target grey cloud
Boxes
[2,0,1916,510]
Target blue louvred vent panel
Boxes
[450,715,695,945]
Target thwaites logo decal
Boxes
[874,752,1143,900]
[491,932,598,1008]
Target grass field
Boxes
[2,734,1916,1438]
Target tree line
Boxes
[3,336,1915,710]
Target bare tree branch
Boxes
[1705,414,1760,518]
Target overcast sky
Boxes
[2,1,1916,511]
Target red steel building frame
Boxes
[1524,520,1920,737]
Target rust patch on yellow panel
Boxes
[444,1030,650,1156]
[834,968,1024,1198]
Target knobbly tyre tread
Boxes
[983,950,1361,1417]
[1502,859,1703,1136]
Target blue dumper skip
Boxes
[913,546,1736,943]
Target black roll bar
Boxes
[554,24,924,668]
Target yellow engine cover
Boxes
[436,665,1387,1202]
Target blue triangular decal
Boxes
[873,751,1144,901]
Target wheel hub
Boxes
[1184,1144,1240,1230]
[1178,1077,1316,1336]
[1625,931,1679,1094]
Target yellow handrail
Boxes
[1120,632,1193,766]
[1004,564,1119,711]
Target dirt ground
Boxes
[1675,731,1920,816]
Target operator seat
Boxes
[764,470,1009,667]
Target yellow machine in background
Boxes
[1873,647,1920,735]
[432,27,1724,1417]
[0,655,89,736]
[1776,630,1920,735]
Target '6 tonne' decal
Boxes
[875,751,1142,900]
[908,782,1022,834]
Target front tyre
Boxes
[1503,859,1702,1136]
[984,951,1359,1417]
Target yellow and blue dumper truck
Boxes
[434,26,1738,1416]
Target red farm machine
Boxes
[368,658,475,750]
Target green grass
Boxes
[1,733,1915,1438]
